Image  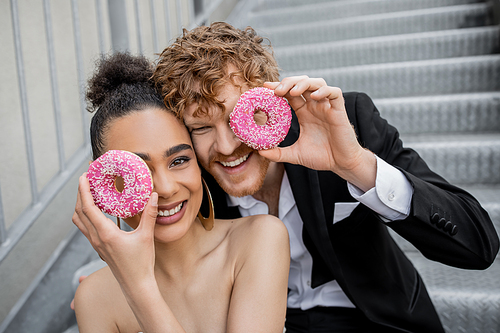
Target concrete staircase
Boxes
[228,0,500,332]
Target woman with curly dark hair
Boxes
[72,52,289,333]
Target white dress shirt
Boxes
[227,156,413,310]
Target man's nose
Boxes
[214,124,241,156]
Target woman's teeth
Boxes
[158,202,183,217]
[220,154,249,167]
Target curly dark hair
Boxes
[86,52,166,160]
[153,22,279,118]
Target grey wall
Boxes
[0,0,240,331]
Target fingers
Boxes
[137,192,158,236]
[77,173,100,220]
[77,173,115,235]
[73,174,92,238]
[74,173,118,261]
[263,81,280,90]
[258,147,290,164]
[311,85,345,111]
[265,76,343,111]
[274,76,325,97]
[257,147,281,163]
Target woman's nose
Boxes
[153,171,180,199]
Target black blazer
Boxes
[201,92,499,332]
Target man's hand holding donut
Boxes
[261,76,377,192]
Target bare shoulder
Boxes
[227,215,289,257]
[75,265,118,305]
[230,214,287,238]
[224,216,290,332]
[74,266,123,332]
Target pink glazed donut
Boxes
[229,87,292,150]
[87,150,153,218]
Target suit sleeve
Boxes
[345,92,499,269]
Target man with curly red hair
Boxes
[153,22,498,332]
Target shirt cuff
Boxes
[348,156,413,221]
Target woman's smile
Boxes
[156,200,187,225]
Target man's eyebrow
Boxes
[184,119,205,127]
[133,144,193,162]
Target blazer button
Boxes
[450,225,458,235]
[431,213,439,224]
[444,221,453,232]
[437,218,447,228]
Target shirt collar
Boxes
[279,170,295,219]
[226,170,296,219]
[227,190,260,210]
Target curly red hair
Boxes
[153,22,279,118]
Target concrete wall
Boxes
[0,0,239,331]
[0,0,110,325]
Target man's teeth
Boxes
[158,202,183,217]
[220,154,249,167]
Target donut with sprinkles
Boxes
[229,87,292,150]
[87,150,153,218]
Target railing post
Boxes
[150,0,159,54]
[43,0,66,173]
[11,0,38,204]
[164,0,173,43]
[71,0,90,146]
[108,0,130,52]
[176,0,183,35]
[133,0,144,54]
[95,0,107,55]
[0,184,6,244]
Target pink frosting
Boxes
[229,87,292,150]
[87,150,153,218]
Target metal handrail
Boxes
[0,0,233,264]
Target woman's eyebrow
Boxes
[164,144,193,158]
[132,144,192,162]
[133,152,151,161]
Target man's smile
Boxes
[219,153,250,167]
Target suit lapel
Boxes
[282,109,343,286]
[285,163,341,285]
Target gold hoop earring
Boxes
[197,178,214,231]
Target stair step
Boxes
[253,0,484,12]
[409,253,500,332]
[275,26,500,71]
[374,92,500,135]
[248,0,489,28]
[258,4,492,47]
[464,185,500,233]
[399,133,500,185]
[283,55,500,99]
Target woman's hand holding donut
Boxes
[73,173,159,290]
[262,76,377,192]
